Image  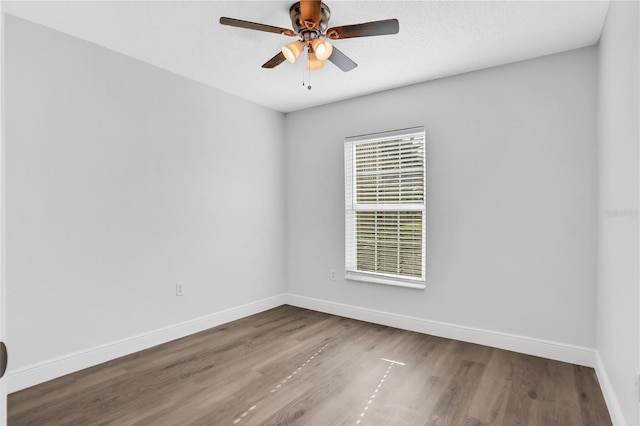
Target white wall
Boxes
[597,1,640,424]
[286,47,597,349]
[0,5,7,423]
[5,15,286,370]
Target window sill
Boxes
[345,271,426,289]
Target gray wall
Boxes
[5,15,286,369]
[597,1,640,424]
[285,47,598,348]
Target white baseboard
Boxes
[594,352,628,426]
[6,294,286,393]
[285,293,597,368]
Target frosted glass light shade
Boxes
[307,52,324,70]
[311,39,333,61]
[282,40,304,63]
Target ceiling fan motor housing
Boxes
[289,1,331,35]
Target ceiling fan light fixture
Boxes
[307,51,324,70]
[311,38,333,61]
[282,40,304,63]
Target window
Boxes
[344,127,426,289]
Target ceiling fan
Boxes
[220,0,399,72]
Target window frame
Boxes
[344,126,427,290]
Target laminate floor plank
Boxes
[8,306,611,426]
[465,376,510,425]
[573,365,612,426]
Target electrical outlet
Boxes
[330,269,336,281]
[176,282,184,296]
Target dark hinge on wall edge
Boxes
[0,342,7,378]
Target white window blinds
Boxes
[345,127,426,289]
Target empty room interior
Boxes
[0,0,639,425]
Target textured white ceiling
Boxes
[4,0,610,112]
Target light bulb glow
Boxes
[311,39,333,61]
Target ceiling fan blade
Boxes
[262,52,287,69]
[326,19,399,40]
[327,46,357,72]
[300,0,322,29]
[220,17,295,37]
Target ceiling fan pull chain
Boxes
[307,51,312,90]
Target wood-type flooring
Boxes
[8,305,612,425]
